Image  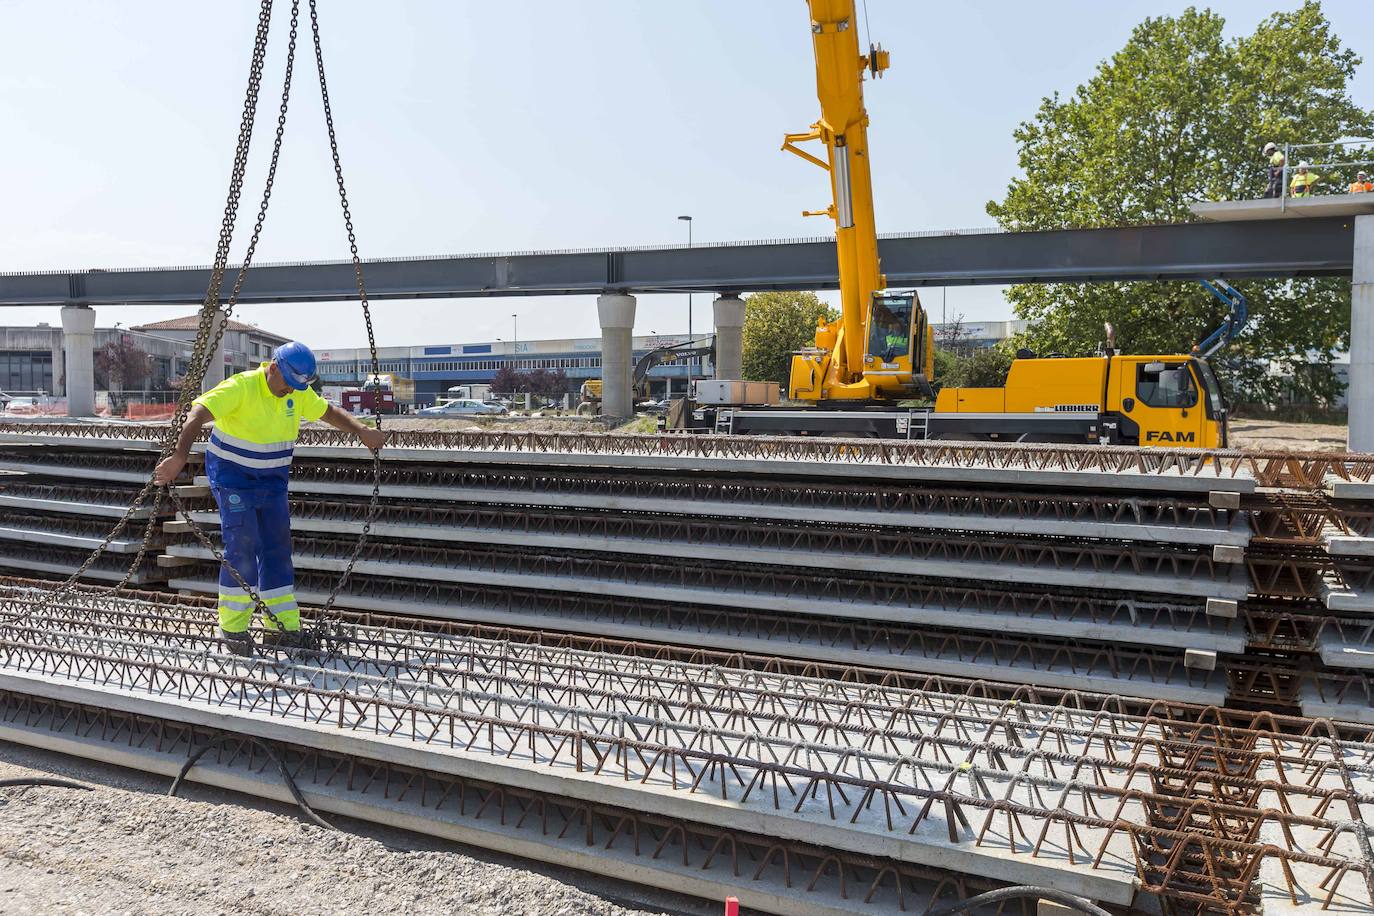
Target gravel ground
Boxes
[1228,418,1349,452]
[0,742,700,916]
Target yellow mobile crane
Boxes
[701,0,1234,448]
[782,0,931,403]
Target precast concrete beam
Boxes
[0,553,151,583]
[712,294,745,380]
[0,716,921,916]
[0,493,153,519]
[1299,683,1374,725]
[59,305,96,417]
[284,444,1260,495]
[1351,215,1374,452]
[268,478,1253,546]
[0,524,144,553]
[1316,631,1374,671]
[596,293,635,420]
[0,460,151,484]
[181,510,1251,601]
[168,576,1228,707]
[166,540,1246,652]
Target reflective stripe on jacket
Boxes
[193,363,328,490]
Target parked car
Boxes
[415,398,509,417]
[6,397,39,415]
[636,398,670,415]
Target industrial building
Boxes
[0,313,1020,410]
[0,311,291,412]
[129,315,290,380]
[0,322,191,398]
[314,317,1028,405]
[316,332,707,403]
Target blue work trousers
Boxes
[212,487,300,632]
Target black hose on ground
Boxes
[926,886,1112,916]
[169,734,336,832]
[0,777,92,791]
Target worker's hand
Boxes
[358,427,387,453]
[154,454,187,486]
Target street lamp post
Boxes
[677,215,693,395]
[512,313,518,350]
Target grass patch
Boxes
[612,416,659,434]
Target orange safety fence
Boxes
[126,402,177,421]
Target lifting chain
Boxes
[304,0,384,651]
[3,0,383,654]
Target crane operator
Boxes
[154,341,387,655]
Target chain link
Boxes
[113,0,303,617]
[5,0,384,649]
[0,0,279,627]
[304,0,384,651]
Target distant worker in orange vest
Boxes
[1262,142,1285,198]
[1350,171,1373,194]
[1290,161,1319,198]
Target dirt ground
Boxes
[1228,418,1349,452]
[0,742,705,916]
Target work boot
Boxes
[218,628,254,658]
[261,628,305,651]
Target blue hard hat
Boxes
[272,341,317,391]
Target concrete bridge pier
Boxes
[713,294,745,380]
[59,305,96,417]
[201,308,230,394]
[597,293,636,421]
[1352,215,1374,452]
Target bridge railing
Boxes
[1279,138,1374,200]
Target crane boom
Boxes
[785,0,932,402]
[692,2,1229,450]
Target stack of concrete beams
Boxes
[0,432,166,585]
[0,581,1369,916]
[0,422,1368,722]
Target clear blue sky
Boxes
[1,1,1370,348]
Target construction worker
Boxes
[153,342,386,655]
[1262,142,1285,199]
[1350,171,1373,194]
[1290,161,1319,198]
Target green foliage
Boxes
[741,291,839,389]
[986,2,1372,405]
[931,348,960,391]
[937,346,1016,390]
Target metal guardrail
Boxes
[1277,138,1374,203]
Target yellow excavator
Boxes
[701,0,1234,447]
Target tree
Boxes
[94,338,152,391]
[491,365,523,394]
[986,3,1373,406]
[932,342,1015,393]
[741,291,839,390]
[527,368,569,397]
[491,366,568,398]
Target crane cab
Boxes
[860,292,933,398]
[788,291,933,401]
